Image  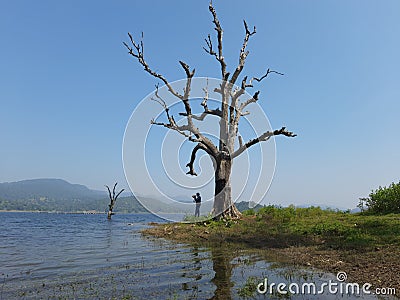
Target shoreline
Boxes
[142,212,400,291]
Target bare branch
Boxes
[230,20,256,86]
[143,61,219,154]
[201,79,210,110]
[238,91,260,113]
[151,112,218,155]
[244,20,256,36]
[179,60,195,78]
[180,83,222,120]
[150,119,198,142]
[228,76,250,125]
[231,69,284,106]
[203,34,218,59]
[231,76,253,100]
[229,70,284,150]
[238,135,243,148]
[232,126,296,158]
[186,143,210,176]
[115,189,125,200]
[206,2,227,77]
[247,69,284,87]
[179,109,222,121]
[124,32,184,100]
[229,69,284,126]
[150,107,218,156]
[180,61,195,118]
[150,84,177,127]
[150,91,166,109]
[179,78,222,121]
[105,185,112,200]
[112,182,117,199]
[227,89,256,150]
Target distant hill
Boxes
[0,178,266,214]
[235,201,264,212]
[0,179,103,201]
[0,179,147,213]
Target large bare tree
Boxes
[124,2,296,220]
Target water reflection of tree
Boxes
[181,245,236,299]
[209,244,235,300]
[192,247,202,272]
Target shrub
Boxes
[365,181,400,214]
[242,208,255,216]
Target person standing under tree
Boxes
[193,192,201,217]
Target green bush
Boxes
[311,222,351,236]
[242,208,255,216]
[365,181,400,214]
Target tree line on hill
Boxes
[0,196,147,213]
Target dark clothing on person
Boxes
[194,193,201,217]
[195,195,201,203]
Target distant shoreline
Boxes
[0,210,103,214]
[0,210,153,214]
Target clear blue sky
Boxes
[1,0,399,209]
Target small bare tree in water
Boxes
[105,183,124,219]
[124,2,296,220]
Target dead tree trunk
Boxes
[105,183,124,220]
[213,155,241,219]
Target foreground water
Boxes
[0,212,393,299]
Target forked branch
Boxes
[150,92,218,155]
[179,80,222,121]
[230,20,256,86]
[150,84,179,128]
[231,68,283,102]
[232,127,296,158]
[230,69,283,125]
[123,32,184,100]
[150,109,200,143]
[105,183,125,203]
[234,90,260,123]
[247,69,284,87]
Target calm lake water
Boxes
[0,212,390,299]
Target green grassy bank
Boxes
[143,206,400,290]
